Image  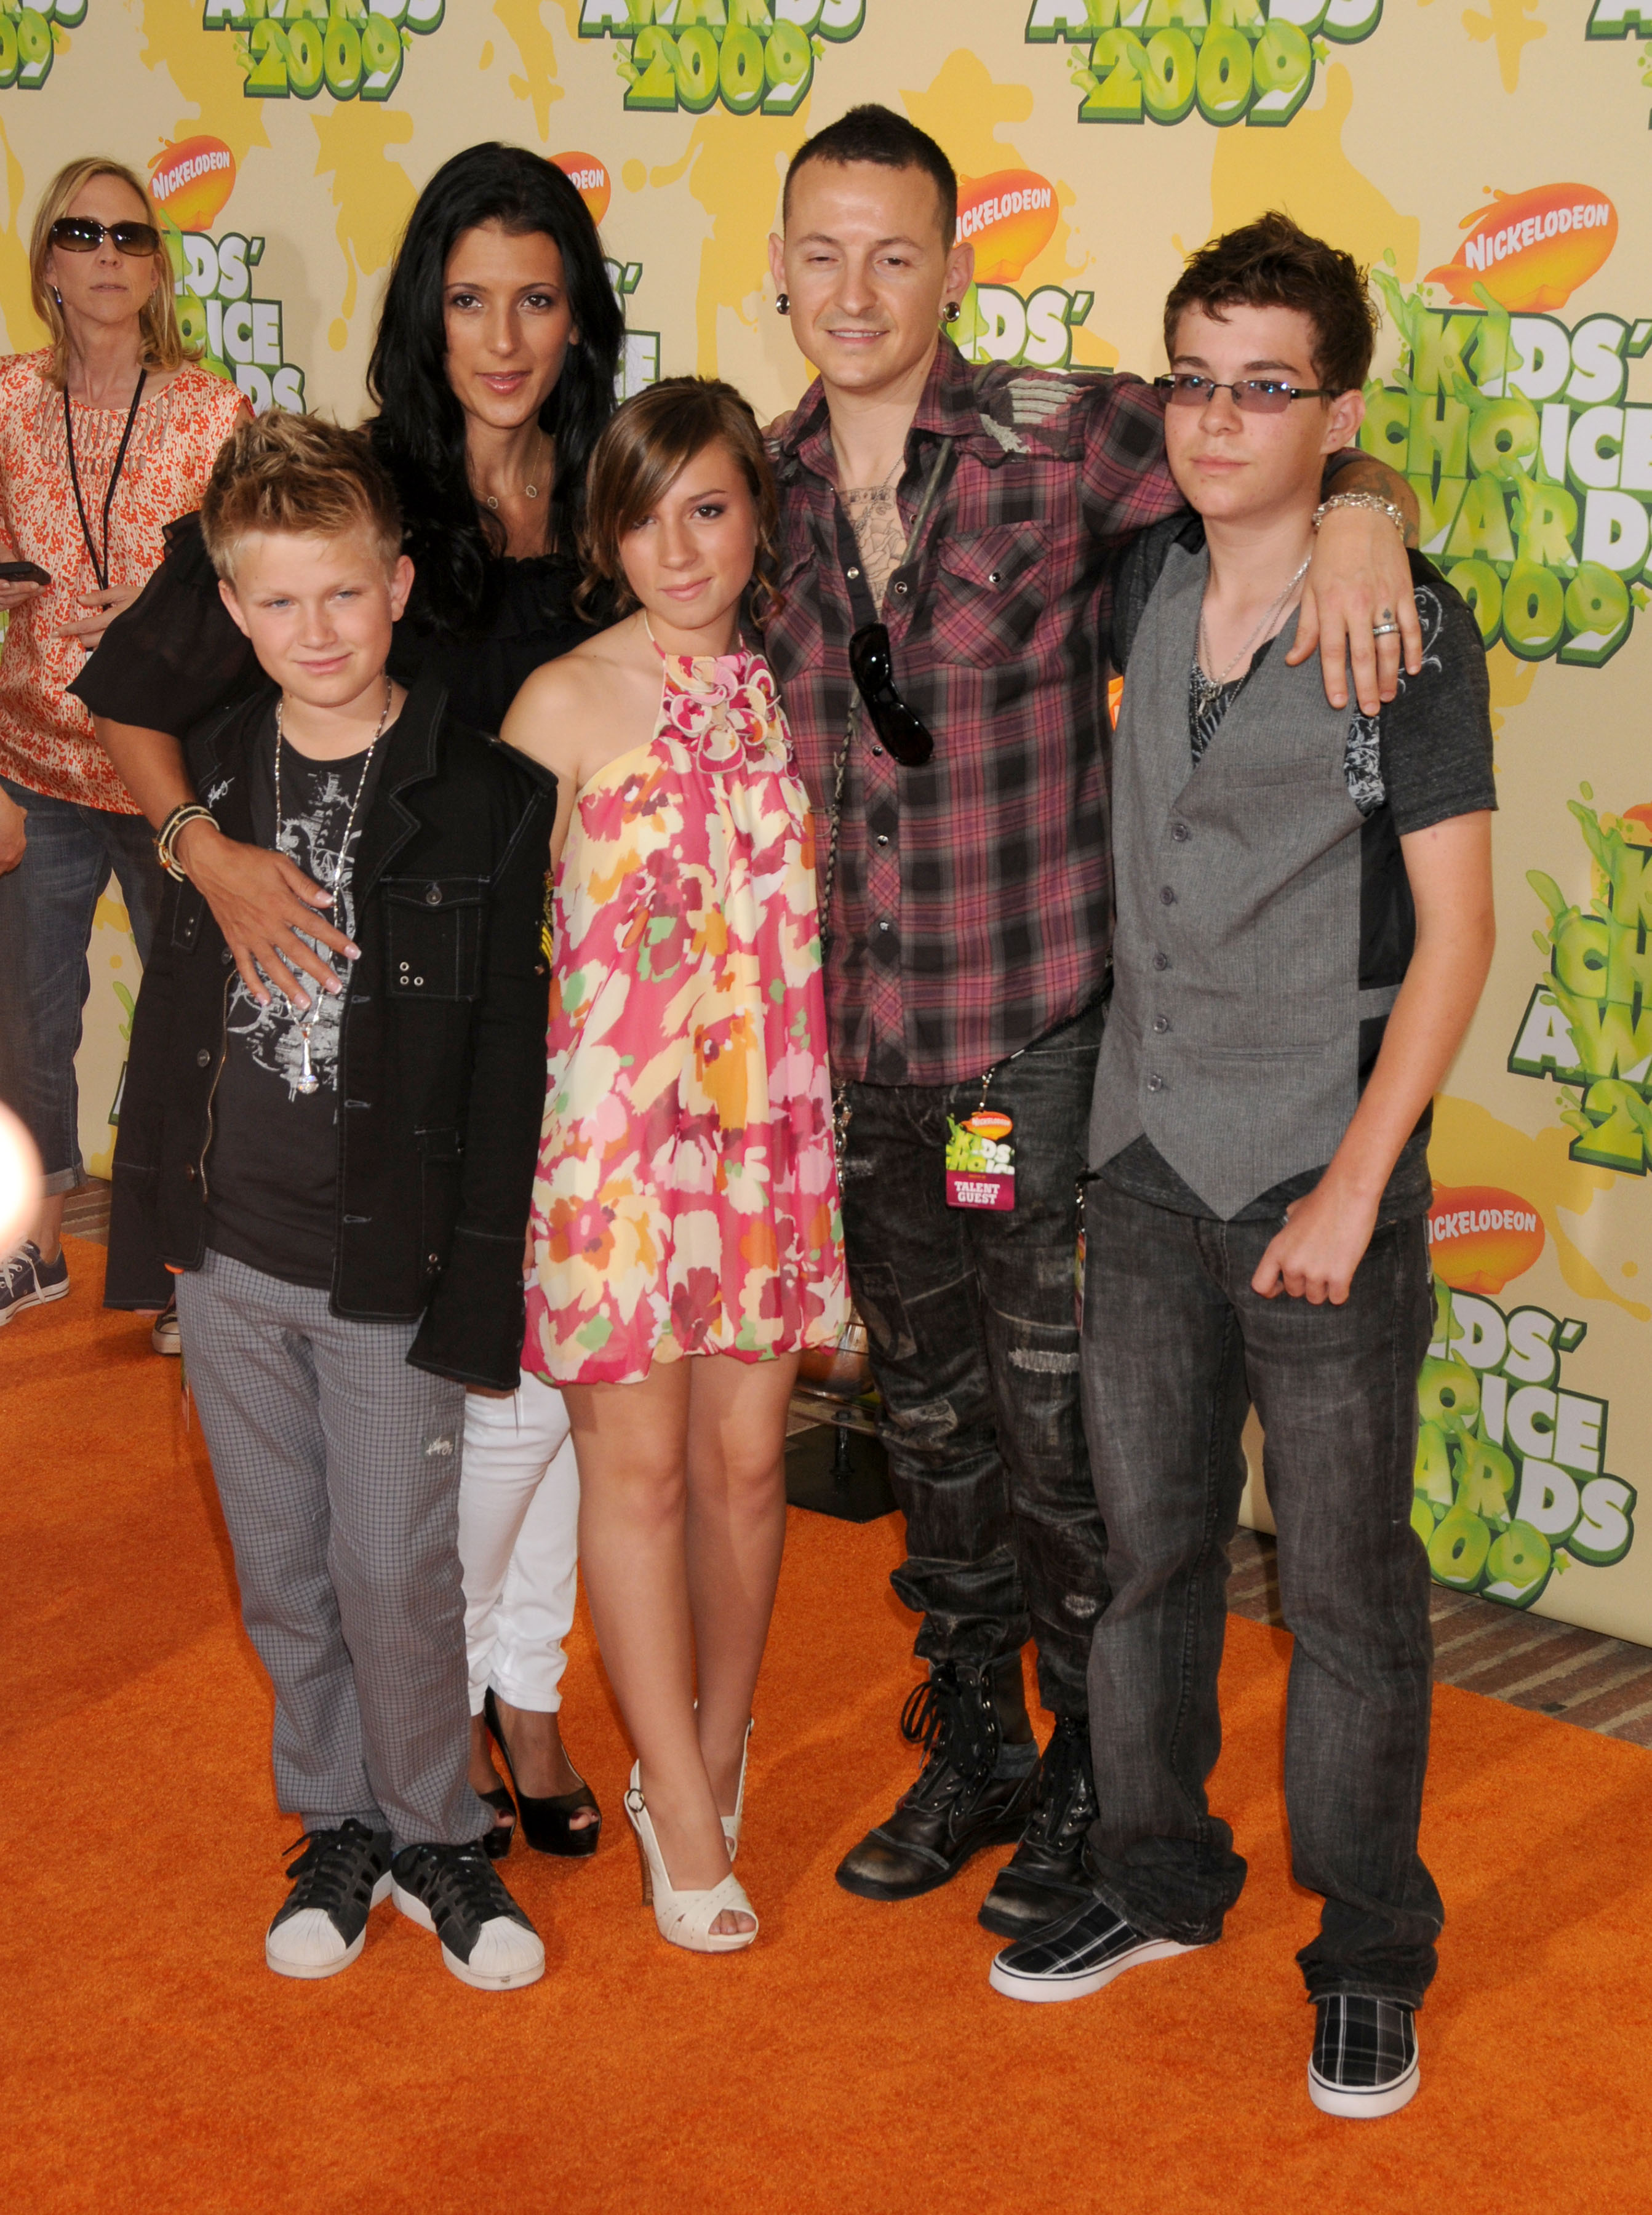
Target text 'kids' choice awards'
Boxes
[150,138,305,413]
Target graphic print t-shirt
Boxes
[204,703,389,1287]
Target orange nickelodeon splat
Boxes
[554,153,612,227]
[1424,185,1617,314]
[148,138,236,234]
[954,170,1058,285]
[1427,1184,1546,1296]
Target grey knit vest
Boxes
[1088,541,1402,1219]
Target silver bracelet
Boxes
[154,802,217,882]
[1312,490,1408,538]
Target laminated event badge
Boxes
[946,1108,1016,1211]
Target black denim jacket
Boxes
[104,672,557,1391]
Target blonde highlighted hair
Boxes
[201,410,404,583]
[30,156,193,388]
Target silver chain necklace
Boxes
[1192,553,1312,719]
[273,674,393,1096]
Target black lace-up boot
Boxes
[835,1654,1039,1902]
[978,1714,1099,1939]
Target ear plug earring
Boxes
[776,293,789,316]
[944,300,961,324]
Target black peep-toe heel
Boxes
[484,1686,602,1859]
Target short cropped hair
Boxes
[783,103,957,246]
[201,410,404,583]
[578,376,782,628]
[1163,212,1379,397]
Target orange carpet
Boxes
[6,1239,1651,2215]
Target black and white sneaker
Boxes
[266,1821,393,1979]
[0,1241,69,1325]
[391,1840,545,1990]
[1309,1995,1420,2118]
[988,1892,1211,2004]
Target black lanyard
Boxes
[64,368,147,594]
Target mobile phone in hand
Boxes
[0,562,50,587]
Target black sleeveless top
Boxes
[71,507,599,740]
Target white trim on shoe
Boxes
[989,1931,1209,2005]
[265,1869,393,1981]
[1308,2051,1421,2120]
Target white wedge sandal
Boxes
[624,1763,758,1955]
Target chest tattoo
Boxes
[840,485,908,616]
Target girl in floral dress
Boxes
[501,378,847,1952]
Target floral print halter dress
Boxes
[524,634,848,1386]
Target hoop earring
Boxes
[943,300,961,324]
[776,293,789,317]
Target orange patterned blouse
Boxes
[0,351,246,813]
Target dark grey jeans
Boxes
[839,1001,1109,1717]
[0,773,164,1192]
[1079,1180,1442,2005]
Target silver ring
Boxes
[1371,621,1400,637]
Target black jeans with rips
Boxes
[838,1000,1109,1719]
[1079,1179,1443,2005]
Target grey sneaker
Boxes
[151,1296,182,1355]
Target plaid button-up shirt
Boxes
[765,338,1183,1089]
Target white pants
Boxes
[458,1372,580,1716]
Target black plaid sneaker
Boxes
[1308,1995,1420,2118]
[988,1893,1211,2004]
[391,1840,545,1990]
[266,1821,393,1979]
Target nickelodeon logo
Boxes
[1427,1185,1545,1296]
[150,138,236,236]
[955,172,1057,280]
[554,153,611,226]
[1427,185,1618,314]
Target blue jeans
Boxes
[837,1000,1109,1717]
[1079,1179,1442,2005]
[0,773,162,1192]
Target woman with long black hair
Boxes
[77,140,624,1865]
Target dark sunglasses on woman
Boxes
[49,217,161,258]
[848,622,933,768]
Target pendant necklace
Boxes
[273,675,393,1096]
[483,431,551,511]
[1191,552,1311,725]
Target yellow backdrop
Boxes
[11,0,1651,1641]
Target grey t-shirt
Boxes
[1097,521,1496,1224]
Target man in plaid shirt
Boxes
[764,108,1421,1938]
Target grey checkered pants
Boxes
[177,1248,490,1851]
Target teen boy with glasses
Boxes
[986,214,1496,2121]
[762,108,1425,1939]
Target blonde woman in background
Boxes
[0,156,245,1336]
